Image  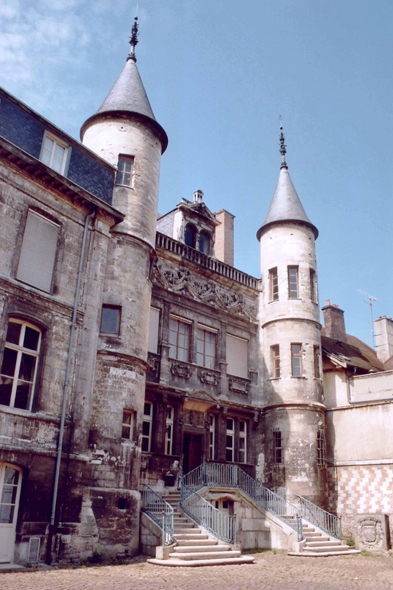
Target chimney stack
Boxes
[214,209,235,267]
[374,316,393,362]
[322,300,347,342]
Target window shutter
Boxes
[148,307,160,353]
[17,211,60,293]
[226,334,248,378]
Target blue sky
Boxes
[1,0,392,347]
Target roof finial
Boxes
[128,16,139,62]
[279,116,288,170]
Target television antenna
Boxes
[357,289,377,349]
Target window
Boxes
[16,210,60,293]
[115,156,134,186]
[226,418,234,462]
[314,346,321,379]
[196,327,216,369]
[169,318,190,361]
[0,319,41,411]
[310,269,317,302]
[317,430,326,466]
[288,266,299,299]
[239,420,247,464]
[101,305,121,335]
[184,224,197,248]
[270,345,280,378]
[141,402,153,452]
[209,415,215,460]
[148,307,160,354]
[291,343,302,377]
[199,231,211,255]
[122,409,134,440]
[226,334,248,379]
[273,430,283,464]
[165,405,174,455]
[40,132,69,174]
[269,267,279,301]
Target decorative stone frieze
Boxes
[228,376,250,395]
[184,410,205,427]
[153,261,257,322]
[198,369,220,387]
[170,361,192,379]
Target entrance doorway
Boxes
[0,463,22,563]
[183,434,203,475]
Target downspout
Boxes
[49,209,95,536]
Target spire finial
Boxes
[128,16,139,62]
[279,119,288,170]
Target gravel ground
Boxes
[1,551,393,590]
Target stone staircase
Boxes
[288,521,360,557]
[147,490,255,567]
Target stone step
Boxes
[288,550,360,558]
[304,545,350,553]
[303,532,323,538]
[174,533,209,540]
[173,544,231,553]
[306,540,342,548]
[169,550,241,561]
[176,539,218,547]
[174,526,198,532]
[147,555,255,567]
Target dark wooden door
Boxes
[183,434,203,475]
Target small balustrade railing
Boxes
[156,232,258,289]
[297,495,342,539]
[141,484,174,546]
[180,483,236,544]
[182,462,303,541]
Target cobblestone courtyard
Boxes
[1,553,393,590]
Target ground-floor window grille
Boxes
[273,430,283,464]
[317,430,326,466]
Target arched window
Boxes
[199,231,211,255]
[0,319,42,411]
[184,224,197,248]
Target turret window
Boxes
[317,430,326,466]
[288,266,299,299]
[269,267,279,301]
[270,345,280,378]
[116,156,134,186]
[291,343,302,377]
[273,430,283,464]
[314,346,321,379]
[310,269,317,302]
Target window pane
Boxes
[1,348,17,377]
[226,449,233,462]
[18,353,36,382]
[4,467,19,486]
[0,380,12,406]
[23,326,40,351]
[6,322,21,345]
[123,411,132,425]
[292,357,301,377]
[0,505,14,524]
[239,421,245,433]
[41,137,54,166]
[14,381,31,410]
[226,418,233,430]
[144,403,152,416]
[141,437,150,452]
[101,307,120,334]
[1,485,17,505]
[142,422,151,436]
[226,334,248,378]
[122,425,130,439]
[52,143,65,173]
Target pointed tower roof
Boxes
[257,128,318,240]
[80,17,168,153]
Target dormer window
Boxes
[184,224,197,248]
[40,132,70,175]
[199,231,210,255]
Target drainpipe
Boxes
[49,209,95,536]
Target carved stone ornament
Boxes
[198,369,220,387]
[153,261,257,322]
[170,361,192,379]
[357,517,384,550]
[228,377,250,395]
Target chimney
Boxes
[322,300,347,342]
[374,316,393,362]
[214,209,235,266]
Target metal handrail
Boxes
[297,494,342,539]
[182,462,303,541]
[141,484,174,546]
[180,482,236,544]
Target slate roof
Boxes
[321,333,384,373]
[257,166,318,239]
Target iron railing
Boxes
[182,462,303,541]
[141,484,174,545]
[180,482,236,544]
[297,495,342,539]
